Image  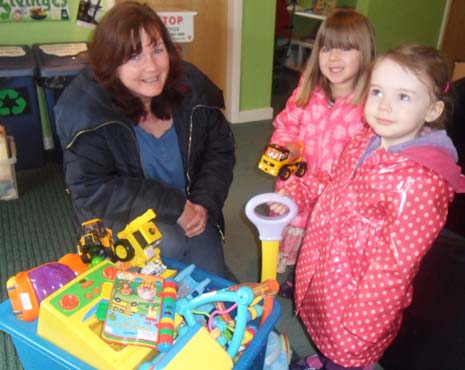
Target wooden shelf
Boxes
[283,6,325,71]
[286,4,327,21]
[294,10,326,21]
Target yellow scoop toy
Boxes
[245,193,297,282]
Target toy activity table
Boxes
[0,258,281,370]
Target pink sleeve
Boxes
[281,170,331,213]
[270,83,303,146]
[342,175,452,345]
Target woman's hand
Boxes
[177,200,208,238]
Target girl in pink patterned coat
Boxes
[268,9,376,297]
[274,45,465,370]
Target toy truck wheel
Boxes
[278,166,291,180]
[80,253,91,264]
[295,162,307,177]
[103,247,116,261]
[114,239,135,262]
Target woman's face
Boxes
[117,28,170,106]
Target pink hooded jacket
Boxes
[270,84,365,228]
[283,127,465,367]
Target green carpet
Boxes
[0,162,77,370]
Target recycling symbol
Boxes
[0,88,27,116]
[0,2,12,21]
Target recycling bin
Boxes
[33,42,88,154]
[0,45,44,169]
[0,125,18,200]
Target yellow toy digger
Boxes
[77,219,115,263]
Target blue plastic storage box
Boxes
[0,258,281,370]
[0,45,44,169]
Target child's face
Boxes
[364,58,444,149]
[319,46,361,99]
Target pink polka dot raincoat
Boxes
[283,127,465,367]
[270,85,366,229]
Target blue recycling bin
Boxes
[0,45,44,169]
[32,42,88,154]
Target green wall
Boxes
[0,0,449,121]
[240,0,276,112]
[0,0,93,45]
[290,0,447,53]
[357,0,447,52]
[1,0,276,119]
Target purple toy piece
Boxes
[28,263,75,303]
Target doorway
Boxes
[439,0,465,73]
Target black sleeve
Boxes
[62,124,186,232]
[187,106,235,226]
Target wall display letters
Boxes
[0,0,71,23]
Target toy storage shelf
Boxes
[285,38,315,72]
[294,10,326,20]
[285,9,325,71]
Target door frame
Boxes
[225,0,274,124]
[437,0,452,48]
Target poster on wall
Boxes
[76,0,113,28]
[0,0,71,23]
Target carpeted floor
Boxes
[0,162,78,370]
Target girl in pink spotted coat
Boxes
[268,9,376,296]
[274,45,465,370]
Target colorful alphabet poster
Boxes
[0,0,71,23]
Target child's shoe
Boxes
[289,354,376,370]
[278,265,296,298]
[289,354,323,370]
[278,279,295,298]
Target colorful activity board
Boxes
[37,261,156,369]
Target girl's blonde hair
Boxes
[295,8,376,107]
[375,44,450,129]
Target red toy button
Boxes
[60,294,79,310]
[103,266,117,280]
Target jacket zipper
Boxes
[66,120,149,179]
[68,109,226,241]
[187,105,227,241]
[186,104,222,194]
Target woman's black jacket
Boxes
[55,62,235,234]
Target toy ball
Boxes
[89,255,105,269]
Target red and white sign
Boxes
[157,10,197,43]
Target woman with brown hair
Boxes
[55,1,235,277]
